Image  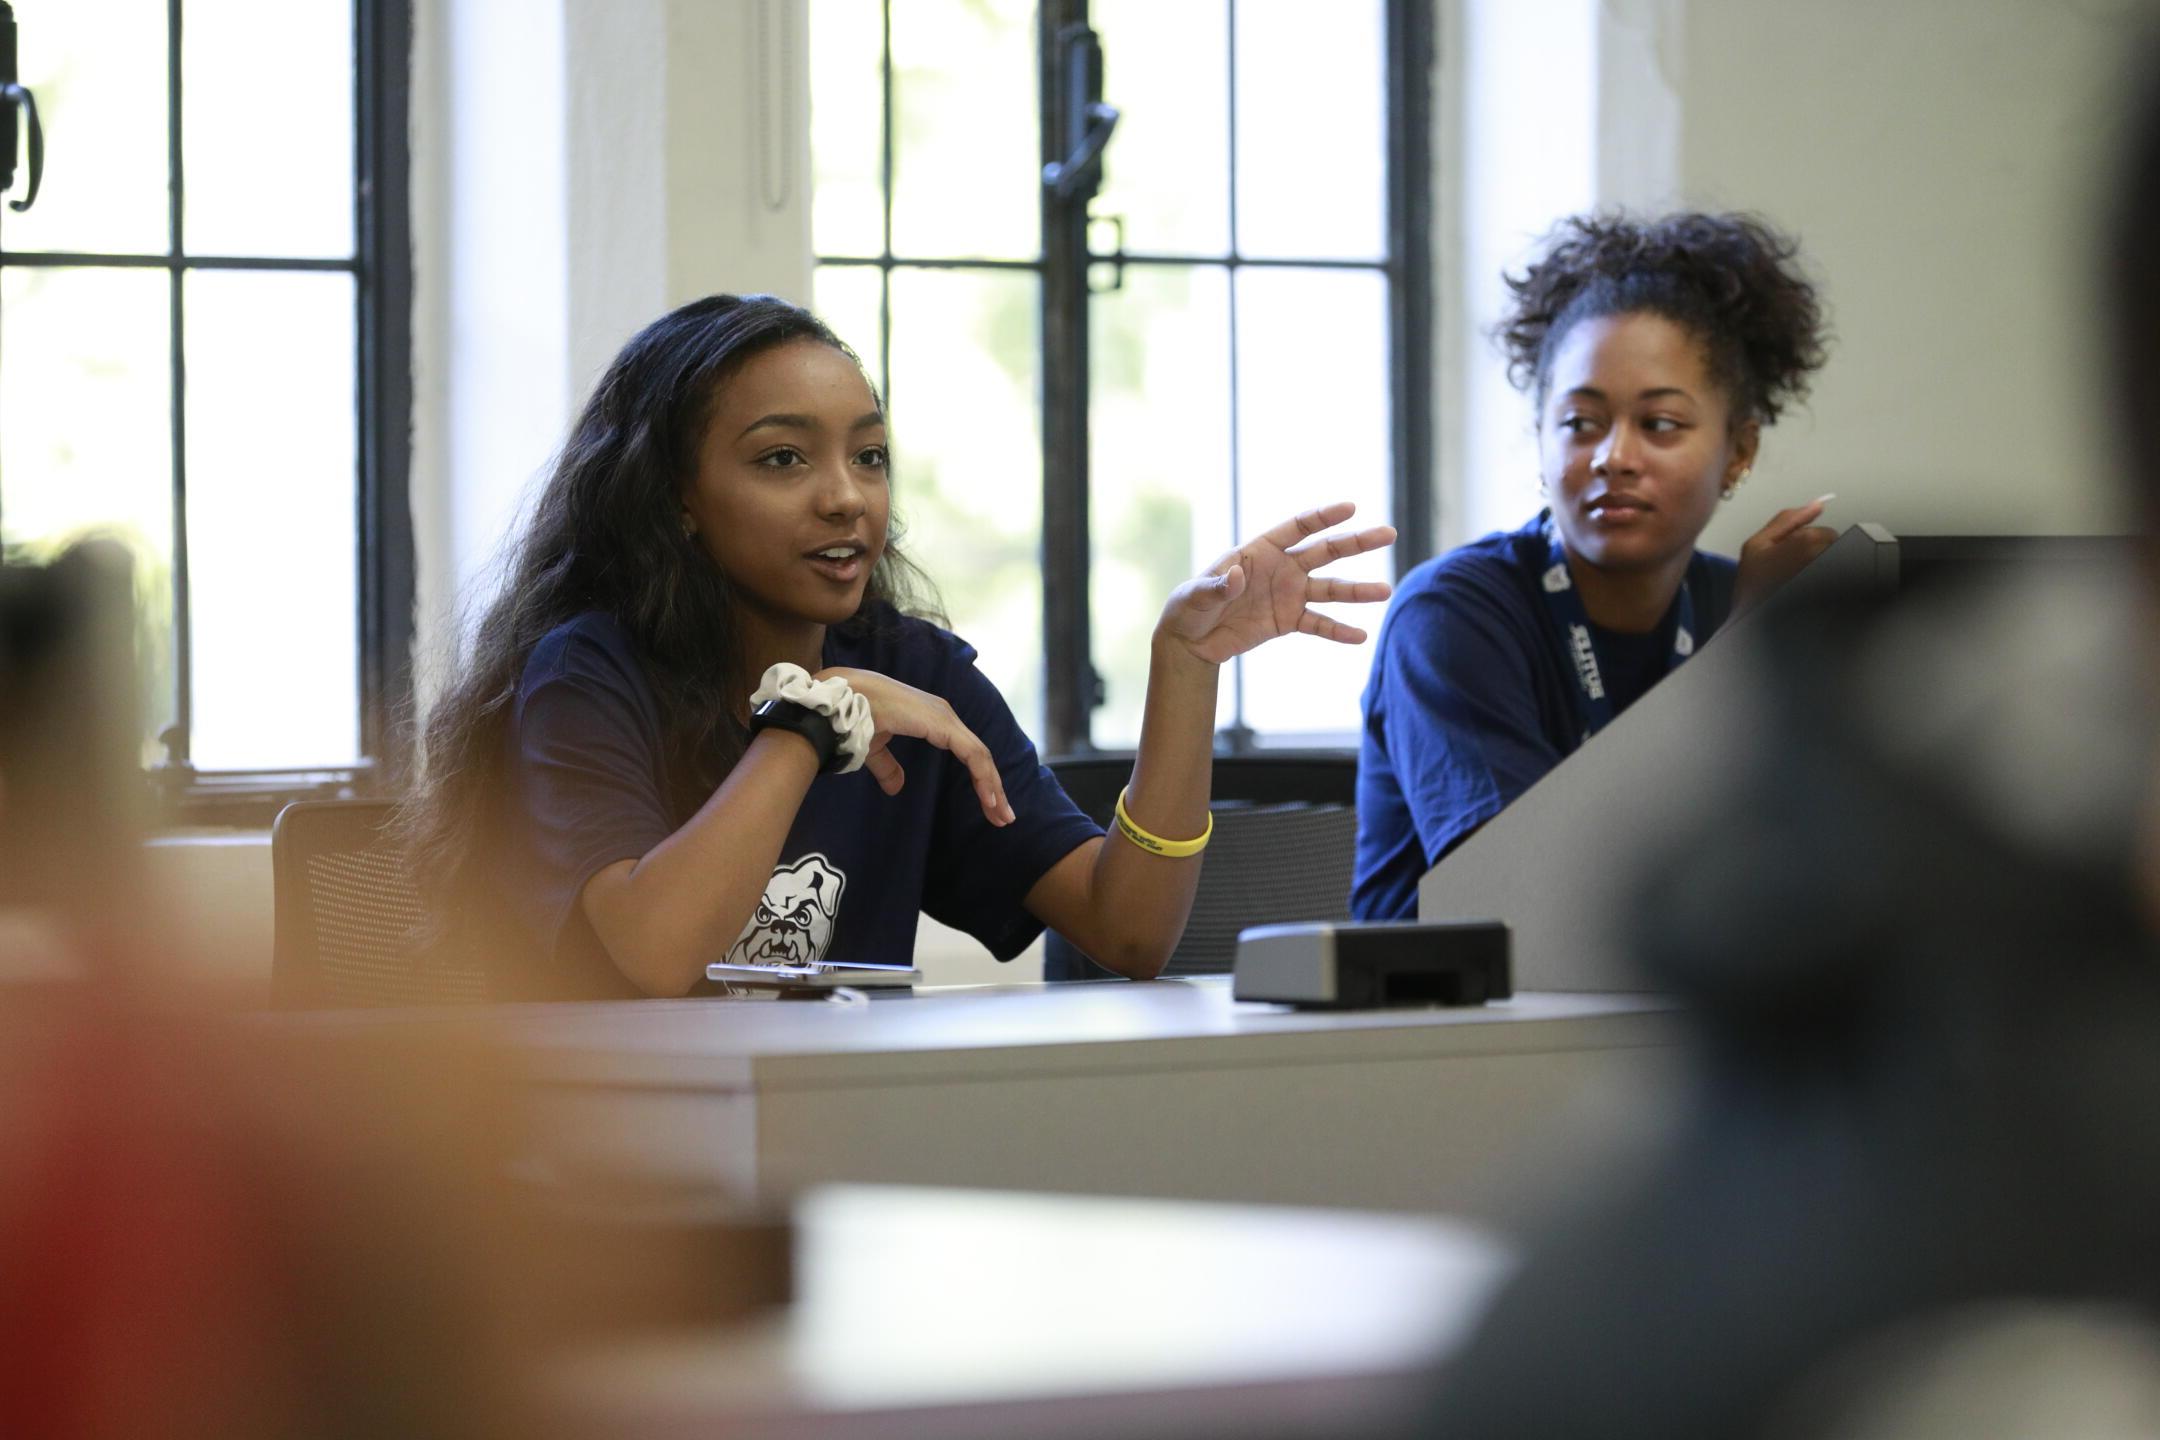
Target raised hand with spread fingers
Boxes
[1160,502,1400,665]
[1020,503,1396,979]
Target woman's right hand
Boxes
[816,667,1015,826]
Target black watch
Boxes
[749,698,845,773]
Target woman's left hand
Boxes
[1732,497,1839,617]
[1159,502,1397,666]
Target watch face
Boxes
[753,699,841,771]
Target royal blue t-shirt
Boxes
[496,605,1102,998]
[1351,513,1735,921]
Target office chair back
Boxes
[1043,754,1358,980]
[271,798,490,1007]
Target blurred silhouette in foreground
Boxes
[1423,32,2160,1440]
[0,545,772,1439]
[0,540,147,979]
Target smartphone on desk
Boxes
[703,960,922,991]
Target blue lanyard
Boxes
[1536,512,1696,739]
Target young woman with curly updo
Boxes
[1351,211,1834,920]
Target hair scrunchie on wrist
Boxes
[750,663,875,774]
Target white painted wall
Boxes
[1676,0,2142,554]
[1439,0,2146,555]
[410,0,815,677]
[413,0,571,668]
[1436,0,1600,550]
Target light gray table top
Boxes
[441,977,1681,1091]
[556,1182,1514,1439]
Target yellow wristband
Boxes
[1112,786,1212,858]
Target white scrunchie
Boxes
[751,662,875,774]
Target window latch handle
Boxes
[0,0,42,213]
[1043,101,1117,200]
[3,81,42,213]
[1042,22,1117,202]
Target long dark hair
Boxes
[395,294,935,954]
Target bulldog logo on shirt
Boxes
[724,853,847,967]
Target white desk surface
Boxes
[369,978,1684,1217]
[461,976,1679,1089]
[558,1183,1511,1440]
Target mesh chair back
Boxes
[271,799,490,1007]
[1154,798,1356,976]
[1043,754,1357,980]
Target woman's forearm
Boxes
[1077,629,1219,977]
[1037,503,1393,976]
[578,730,821,995]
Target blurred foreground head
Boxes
[0,549,767,1437]
[0,541,147,953]
[1425,30,2160,1438]
[2107,24,2160,932]
[0,1017,559,1440]
[2111,26,2160,567]
[0,547,545,1437]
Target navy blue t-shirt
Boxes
[497,605,1102,999]
[1350,513,1735,921]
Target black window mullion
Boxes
[0,251,356,270]
[1387,0,1435,574]
[1220,0,1249,751]
[1038,0,1098,757]
[164,0,192,769]
[878,0,894,408]
[356,0,414,779]
[812,254,1039,272]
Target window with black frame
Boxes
[808,0,1430,756]
[0,0,410,818]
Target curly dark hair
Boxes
[393,293,937,963]
[1497,211,1830,427]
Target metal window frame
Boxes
[0,0,413,827]
[811,0,1433,758]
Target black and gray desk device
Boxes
[1232,921,1511,1009]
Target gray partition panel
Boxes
[1416,524,1899,991]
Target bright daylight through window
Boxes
[0,0,401,798]
[808,0,1416,753]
